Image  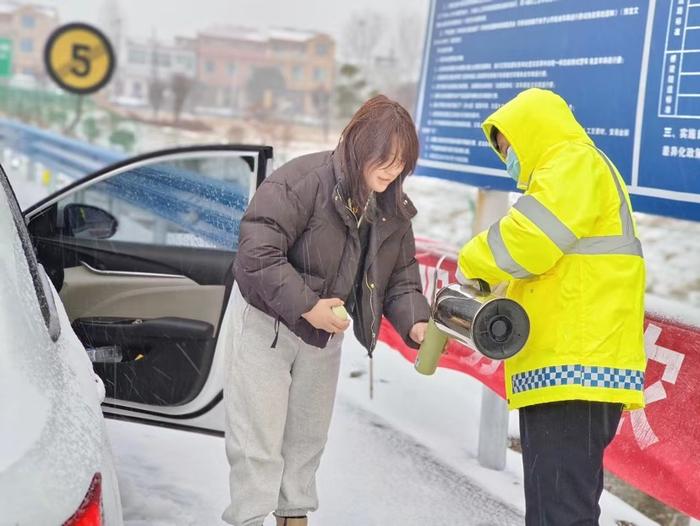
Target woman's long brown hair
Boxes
[337,95,419,220]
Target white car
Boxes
[1,145,273,525]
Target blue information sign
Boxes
[415,0,700,221]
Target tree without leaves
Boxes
[240,67,286,143]
[99,0,125,102]
[312,87,332,140]
[341,10,385,70]
[334,63,368,119]
[394,12,425,84]
[246,67,287,109]
[99,0,124,53]
[148,78,166,119]
[171,74,193,123]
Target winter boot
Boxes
[275,515,307,526]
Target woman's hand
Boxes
[302,298,351,334]
[409,322,428,345]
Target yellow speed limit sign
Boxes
[44,23,115,95]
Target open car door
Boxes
[24,144,273,435]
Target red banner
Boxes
[606,316,700,519]
[378,238,700,519]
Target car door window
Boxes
[1,168,60,341]
[55,153,255,250]
[21,146,271,427]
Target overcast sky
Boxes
[42,0,430,46]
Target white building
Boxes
[112,38,197,110]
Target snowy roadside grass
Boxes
[637,213,700,310]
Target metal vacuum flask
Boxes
[415,280,530,375]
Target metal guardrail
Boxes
[0,117,123,175]
[0,118,249,248]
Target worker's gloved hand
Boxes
[492,282,509,297]
[455,267,491,293]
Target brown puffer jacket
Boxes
[233,149,430,353]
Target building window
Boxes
[316,43,328,56]
[205,60,215,73]
[228,63,236,77]
[22,67,33,76]
[132,82,142,97]
[177,55,193,70]
[20,38,33,53]
[314,67,326,82]
[21,15,35,28]
[128,49,147,64]
[292,65,304,81]
[156,52,171,67]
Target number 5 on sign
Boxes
[44,23,115,95]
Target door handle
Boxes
[80,260,186,279]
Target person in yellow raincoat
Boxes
[457,88,647,525]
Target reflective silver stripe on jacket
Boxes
[569,148,643,257]
[513,195,577,252]
[487,222,533,279]
[489,146,643,277]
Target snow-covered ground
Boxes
[108,335,659,526]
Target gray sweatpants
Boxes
[222,284,343,526]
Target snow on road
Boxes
[108,336,658,526]
[107,401,522,526]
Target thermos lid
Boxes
[472,298,529,360]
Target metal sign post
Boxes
[472,189,510,471]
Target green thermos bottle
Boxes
[414,278,530,376]
[414,317,449,375]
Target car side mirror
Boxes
[63,204,118,240]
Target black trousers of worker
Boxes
[519,400,623,526]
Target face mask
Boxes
[505,147,520,182]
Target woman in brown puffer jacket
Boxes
[222,95,430,526]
